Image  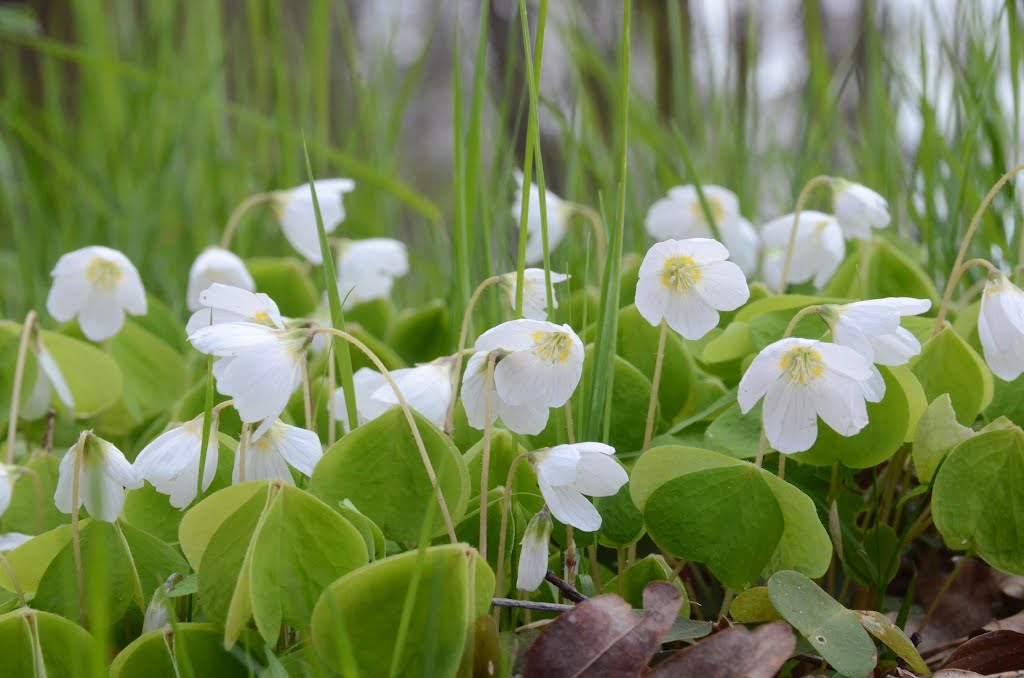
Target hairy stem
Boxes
[219,192,276,249]
[642,320,669,451]
[5,311,38,465]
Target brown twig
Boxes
[545,570,587,603]
[491,598,575,612]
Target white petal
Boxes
[270,423,323,477]
[36,346,74,409]
[77,290,126,341]
[634,273,672,327]
[858,365,887,402]
[573,452,628,497]
[216,345,302,424]
[868,327,922,366]
[54,446,77,514]
[535,445,581,486]
[737,340,800,413]
[494,348,581,407]
[0,533,33,553]
[496,398,549,435]
[187,248,255,312]
[82,471,127,522]
[116,269,148,316]
[46,275,90,322]
[475,318,562,352]
[812,372,870,436]
[694,262,750,311]
[516,511,552,592]
[814,342,874,381]
[538,478,602,532]
[762,378,818,454]
[662,291,721,341]
[461,352,492,430]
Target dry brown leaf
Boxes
[521,581,683,678]
[985,610,1024,635]
[644,620,795,678]
[939,630,1024,675]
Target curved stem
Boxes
[783,305,824,338]
[480,353,498,559]
[570,204,608,279]
[327,349,337,446]
[754,430,769,469]
[777,175,834,294]
[934,257,1001,335]
[70,431,87,628]
[642,321,669,451]
[6,311,38,465]
[315,328,458,543]
[934,164,1024,334]
[494,451,533,613]
[301,357,314,430]
[219,192,276,249]
[444,276,501,435]
[211,398,236,415]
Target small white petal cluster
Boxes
[635,238,750,339]
[134,414,219,509]
[461,319,584,435]
[517,508,553,592]
[513,171,572,265]
[644,185,761,276]
[500,269,571,321]
[738,338,880,454]
[189,321,309,440]
[46,246,147,341]
[979,271,1024,381]
[186,247,255,312]
[760,211,845,290]
[336,238,409,309]
[54,432,142,522]
[234,420,322,484]
[274,179,356,263]
[833,181,890,240]
[185,283,284,336]
[334,362,453,431]
[532,442,627,532]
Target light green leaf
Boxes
[856,610,930,675]
[913,394,975,484]
[0,608,99,678]
[388,300,451,365]
[730,586,782,623]
[246,257,319,317]
[910,326,993,425]
[110,623,253,678]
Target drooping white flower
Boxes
[832,180,890,240]
[54,431,142,522]
[335,362,454,430]
[461,319,584,435]
[185,283,284,336]
[20,337,75,420]
[513,171,573,265]
[186,247,255,312]
[134,414,219,509]
[336,238,409,309]
[760,211,845,289]
[979,271,1024,381]
[635,238,750,340]
[0,465,13,517]
[824,298,931,366]
[273,179,356,263]
[188,323,309,440]
[531,442,627,532]
[738,338,879,454]
[234,420,322,484]
[517,508,553,592]
[643,185,761,275]
[142,577,176,634]
[499,269,571,321]
[46,246,147,342]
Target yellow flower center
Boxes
[532,331,573,364]
[779,346,825,384]
[254,311,270,321]
[86,258,123,290]
[661,256,702,292]
[690,198,724,226]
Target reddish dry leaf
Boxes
[645,620,796,678]
[521,581,683,678]
[939,630,1024,674]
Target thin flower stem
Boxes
[587,545,602,590]
[315,328,458,543]
[783,305,824,338]
[219,192,276,249]
[754,430,769,469]
[445,276,501,435]
[211,399,236,415]
[494,451,534,614]
[934,257,1000,334]
[564,401,576,444]
[918,555,971,634]
[570,204,608,279]
[777,175,834,294]
[777,454,786,481]
[327,348,338,446]
[480,353,498,559]
[113,521,146,610]
[237,423,252,483]
[642,320,669,451]
[70,431,88,628]
[564,525,576,586]
[5,311,38,465]
[301,357,314,430]
[934,163,1024,334]
[0,552,26,607]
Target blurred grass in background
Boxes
[1,0,1022,321]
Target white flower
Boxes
[531,442,627,532]
[513,171,572,265]
[186,247,255,312]
[825,298,931,366]
[833,180,890,240]
[46,246,147,341]
[635,238,750,340]
[499,269,571,321]
[336,238,409,309]
[0,533,32,553]
[20,339,75,420]
[738,338,879,454]
[54,432,142,522]
[0,465,12,517]
[461,319,584,435]
[761,211,845,289]
[979,271,1024,381]
[188,323,309,440]
[185,283,284,336]
[644,185,761,276]
[335,363,453,430]
[517,508,553,592]
[134,414,219,509]
[273,179,356,263]
[234,421,322,484]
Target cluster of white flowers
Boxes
[334,361,454,431]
